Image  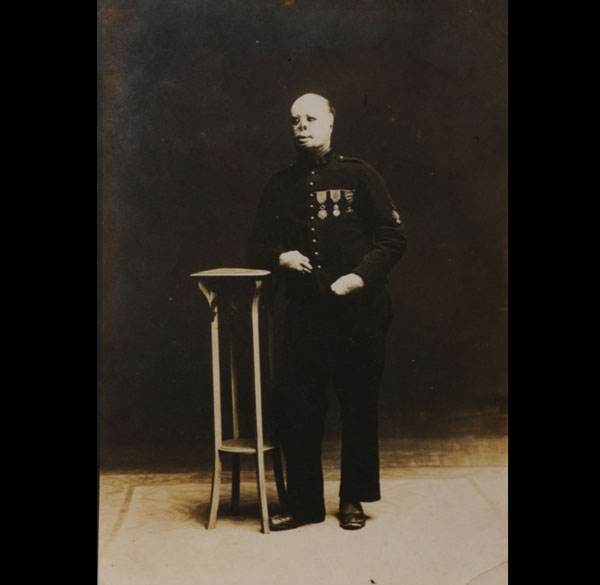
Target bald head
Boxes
[290,93,335,156]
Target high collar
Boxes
[295,148,334,169]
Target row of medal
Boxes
[314,189,355,219]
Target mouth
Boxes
[296,136,311,142]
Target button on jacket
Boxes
[247,150,407,299]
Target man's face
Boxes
[290,94,334,154]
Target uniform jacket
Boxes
[247,149,407,300]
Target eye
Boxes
[291,117,299,125]
[307,116,316,122]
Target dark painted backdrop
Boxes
[99,0,507,468]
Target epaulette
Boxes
[335,155,363,163]
[335,155,379,174]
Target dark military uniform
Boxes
[247,149,407,519]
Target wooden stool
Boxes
[190,268,286,533]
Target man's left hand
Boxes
[330,273,365,296]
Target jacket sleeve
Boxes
[351,164,407,285]
[246,178,284,271]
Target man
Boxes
[247,93,407,531]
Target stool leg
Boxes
[231,454,240,515]
[272,446,287,508]
[255,451,269,534]
[199,282,223,530]
[208,450,222,529]
[251,280,270,533]
[229,321,241,516]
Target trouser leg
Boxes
[274,305,330,518]
[334,332,387,502]
[276,377,328,518]
[332,290,392,503]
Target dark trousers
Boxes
[274,288,392,518]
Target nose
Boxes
[300,120,307,131]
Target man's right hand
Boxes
[279,250,313,274]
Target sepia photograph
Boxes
[98,1,508,583]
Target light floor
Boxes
[99,465,507,585]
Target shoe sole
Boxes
[339,513,366,530]
[340,522,366,530]
[270,517,325,531]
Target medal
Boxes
[331,190,341,216]
[343,189,354,213]
[316,190,328,219]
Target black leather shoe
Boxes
[339,500,366,530]
[269,512,325,532]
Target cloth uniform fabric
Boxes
[247,149,407,518]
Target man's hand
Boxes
[279,250,313,274]
[330,273,365,296]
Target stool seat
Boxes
[219,438,276,454]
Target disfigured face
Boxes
[290,93,334,155]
